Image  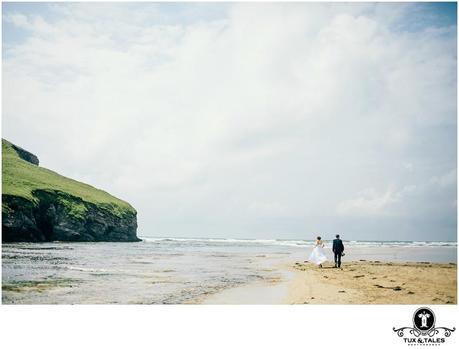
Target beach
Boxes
[2,238,457,304]
[287,261,457,304]
[201,261,457,304]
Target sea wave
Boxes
[139,237,456,248]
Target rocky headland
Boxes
[2,139,139,242]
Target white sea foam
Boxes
[139,237,456,248]
[67,266,110,273]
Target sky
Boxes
[2,2,457,241]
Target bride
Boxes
[308,236,327,268]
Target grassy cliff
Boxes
[2,139,135,218]
[2,139,138,242]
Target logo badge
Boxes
[393,307,455,346]
[413,308,435,334]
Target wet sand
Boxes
[288,261,457,304]
[201,273,290,304]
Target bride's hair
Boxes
[316,236,321,240]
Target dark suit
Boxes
[332,238,344,267]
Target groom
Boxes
[332,234,345,268]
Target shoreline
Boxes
[200,268,294,305]
[3,240,457,304]
[200,260,457,305]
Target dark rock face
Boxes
[2,196,43,241]
[11,144,39,165]
[2,190,140,242]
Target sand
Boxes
[201,260,457,304]
[287,261,457,304]
[201,272,291,304]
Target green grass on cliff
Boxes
[2,139,136,218]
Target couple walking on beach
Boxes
[308,234,345,268]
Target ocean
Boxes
[2,238,457,304]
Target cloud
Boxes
[336,186,417,216]
[2,3,456,240]
[430,169,457,188]
[4,13,31,29]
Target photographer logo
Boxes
[393,307,455,346]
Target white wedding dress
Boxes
[309,243,328,265]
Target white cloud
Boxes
[336,186,417,216]
[2,3,456,240]
[4,13,31,29]
[430,169,457,188]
